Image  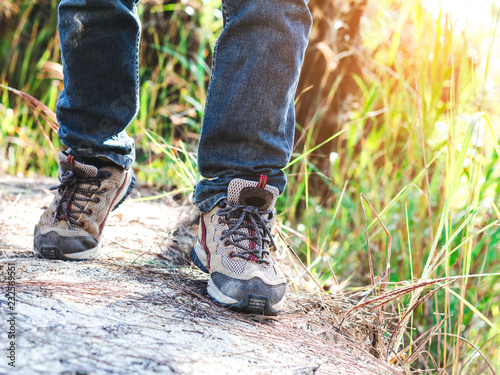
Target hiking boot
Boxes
[190,177,287,315]
[34,151,135,260]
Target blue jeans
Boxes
[56,0,312,212]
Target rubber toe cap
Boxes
[211,272,286,305]
[34,227,98,257]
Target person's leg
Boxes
[192,0,312,212]
[191,0,312,315]
[33,0,140,260]
[56,0,141,169]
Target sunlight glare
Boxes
[422,0,498,30]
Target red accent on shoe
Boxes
[257,174,268,189]
[248,228,252,250]
[247,228,258,262]
[248,228,256,250]
[200,214,211,271]
[98,171,129,235]
[67,155,75,166]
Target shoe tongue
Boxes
[58,151,98,179]
[227,178,279,210]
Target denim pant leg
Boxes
[192,0,312,213]
[56,0,140,169]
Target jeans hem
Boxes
[191,192,227,213]
[68,148,134,170]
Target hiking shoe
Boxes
[33,151,135,260]
[190,177,287,315]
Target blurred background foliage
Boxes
[1,0,500,372]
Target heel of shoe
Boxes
[190,245,209,273]
[112,171,136,212]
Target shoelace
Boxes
[217,200,277,265]
[50,170,110,229]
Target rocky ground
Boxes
[0,176,401,375]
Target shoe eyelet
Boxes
[218,217,224,224]
[224,240,231,247]
[228,252,235,258]
[94,197,100,203]
[86,209,93,215]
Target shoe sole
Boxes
[33,245,101,261]
[190,244,283,316]
[33,170,135,261]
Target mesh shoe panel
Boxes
[221,253,247,275]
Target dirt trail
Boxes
[0,177,399,375]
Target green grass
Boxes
[1,0,500,372]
